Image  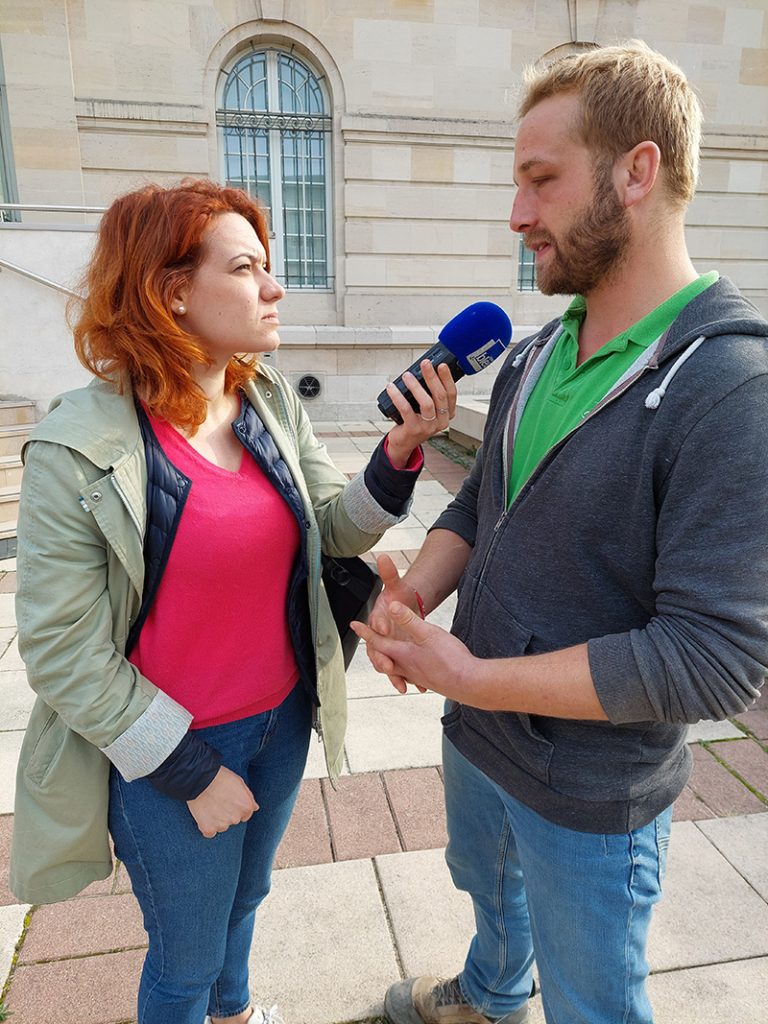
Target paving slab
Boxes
[697,812,768,900]
[713,737,768,798]
[0,731,23,814]
[19,892,147,964]
[0,668,33,730]
[303,733,352,779]
[344,692,444,773]
[321,436,359,452]
[322,772,401,861]
[671,784,716,822]
[686,718,744,742]
[0,627,15,656]
[736,705,768,739]
[5,948,145,1024]
[688,743,765,816]
[0,573,16,594]
[346,644,395,698]
[383,767,448,851]
[0,902,28,990]
[338,421,379,433]
[373,845,547,1024]
[275,778,333,869]
[375,847,473,978]
[250,858,399,1024]
[349,436,380,454]
[409,492,453,516]
[648,820,768,970]
[646,956,768,1024]
[328,453,368,473]
[410,509,444,529]
[0,634,23,671]
[372,526,428,552]
[0,593,16,629]
[426,591,457,631]
[0,814,22,907]
[413,480,456,497]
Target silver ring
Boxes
[421,413,437,422]
[438,408,449,414]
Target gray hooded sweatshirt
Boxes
[436,277,768,832]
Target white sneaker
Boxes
[205,1007,284,1024]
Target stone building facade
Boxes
[1,0,766,416]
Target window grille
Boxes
[517,238,537,292]
[0,45,19,223]
[217,50,332,290]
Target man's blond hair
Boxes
[519,42,702,207]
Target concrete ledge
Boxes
[450,396,490,450]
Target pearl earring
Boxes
[177,305,186,314]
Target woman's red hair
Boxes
[71,178,272,430]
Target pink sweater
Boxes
[129,415,301,728]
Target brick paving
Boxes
[2,426,768,1023]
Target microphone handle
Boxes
[376,342,464,424]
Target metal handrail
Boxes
[0,256,78,297]
[0,202,106,214]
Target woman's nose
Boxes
[262,271,286,301]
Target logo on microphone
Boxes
[467,339,503,373]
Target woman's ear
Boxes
[617,141,661,208]
[170,290,189,317]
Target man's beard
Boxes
[530,161,632,297]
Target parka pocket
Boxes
[24,709,67,788]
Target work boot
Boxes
[384,975,531,1024]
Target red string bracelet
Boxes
[413,589,426,620]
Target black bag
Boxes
[321,555,384,669]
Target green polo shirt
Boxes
[508,272,718,506]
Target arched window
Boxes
[217,49,332,289]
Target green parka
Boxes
[11,365,402,904]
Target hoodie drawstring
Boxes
[512,336,542,367]
[644,335,707,410]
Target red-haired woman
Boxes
[10,179,456,1024]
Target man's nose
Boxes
[509,191,535,234]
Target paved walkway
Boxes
[1,421,767,1024]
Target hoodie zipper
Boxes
[481,358,657,595]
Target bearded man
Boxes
[355,42,768,1024]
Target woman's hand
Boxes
[384,361,458,468]
[187,765,259,838]
[368,554,428,693]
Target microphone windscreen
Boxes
[439,301,513,376]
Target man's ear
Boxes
[617,141,661,208]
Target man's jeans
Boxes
[108,683,312,1024]
[443,737,672,1024]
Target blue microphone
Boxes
[377,301,513,423]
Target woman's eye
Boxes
[235,263,251,272]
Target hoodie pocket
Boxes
[459,582,555,784]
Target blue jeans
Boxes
[108,683,312,1024]
[443,737,672,1024]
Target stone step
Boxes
[0,423,31,457]
[0,487,19,524]
[0,399,37,426]
[0,456,22,489]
